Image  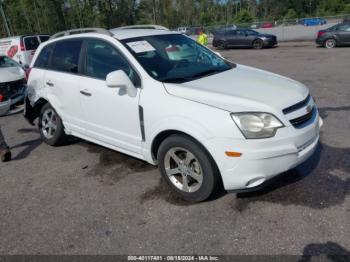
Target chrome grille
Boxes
[282,94,311,115]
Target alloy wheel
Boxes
[164,147,203,193]
[325,39,336,49]
[41,109,58,139]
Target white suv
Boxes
[25,28,322,202]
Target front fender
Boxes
[143,116,215,163]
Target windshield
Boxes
[122,34,234,83]
[0,56,20,68]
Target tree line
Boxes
[1,0,350,37]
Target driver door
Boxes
[78,38,143,155]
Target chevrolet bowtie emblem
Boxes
[306,105,313,113]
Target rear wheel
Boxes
[39,103,67,146]
[324,38,336,49]
[253,39,264,49]
[217,41,227,50]
[157,134,220,203]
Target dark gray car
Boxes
[213,29,277,49]
[316,23,350,48]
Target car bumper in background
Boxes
[204,111,323,192]
[316,38,325,45]
[0,87,26,116]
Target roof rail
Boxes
[114,25,169,31]
[49,28,112,40]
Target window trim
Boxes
[79,37,141,88]
[34,42,55,70]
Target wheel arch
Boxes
[150,129,224,191]
[24,97,49,124]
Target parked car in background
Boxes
[0,56,26,116]
[316,22,350,48]
[0,35,49,67]
[261,22,274,28]
[299,18,326,26]
[213,29,277,49]
[343,15,350,23]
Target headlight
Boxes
[231,113,284,139]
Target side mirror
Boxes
[106,70,137,97]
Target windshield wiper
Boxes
[189,68,225,80]
[161,68,231,83]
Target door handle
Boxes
[80,90,92,96]
[46,81,54,87]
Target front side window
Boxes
[51,39,82,74]
[24,36,40,50]
[0,56,19,68]
[34,44,54,69]
[83,39,138,85]
[122,34,234,83]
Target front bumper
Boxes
[263,38,278,47]
[203,111,322,191]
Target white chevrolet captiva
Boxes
[25,28,322,202]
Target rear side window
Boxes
[226,30,237,36]
[51,39,82,74]
[24,36,40,50]
[34,44,54,69]
[39,36,50,43]
[338,24,350,31]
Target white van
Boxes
[0,35,49,67]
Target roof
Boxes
[110,29,178,40]
[114,25,169,30]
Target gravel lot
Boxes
[0,42,349,256]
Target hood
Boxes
[163,64,309,113]
[0,67,25,83]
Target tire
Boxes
[157,134,220,202]
[217,41,227,50]
[253,39,263,49]
[324,38,337,49]
[39,103,67,146]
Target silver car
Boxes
[0,56,27,116]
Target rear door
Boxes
[225,30,238,46]
[235,30,250,46]
[43,39,86,134]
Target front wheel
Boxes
[39,103,67,146]
[324,38,336,49]
[253,39,264,49]
[157,134,220,202]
